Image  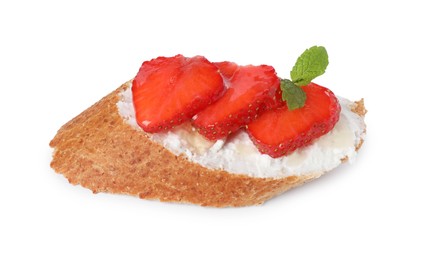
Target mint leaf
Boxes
[290,46,328,87]
[281,79,306,110]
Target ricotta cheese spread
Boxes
[117,83,365,178]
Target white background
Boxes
[1,0,425,259]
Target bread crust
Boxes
[50,82,365,207]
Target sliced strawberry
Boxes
[247,83,341,158]
[214,61,239,79]
[217,62,284,109]
[132,55,225,133]
[270,87,286,109]
[192,64,280,140]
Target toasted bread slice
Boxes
[50,81,366,207]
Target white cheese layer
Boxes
[117,83,365,178]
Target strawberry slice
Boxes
[214,61,239,79]
[192,64,280,140]
[132,55,225,133]
[247,83,341,158]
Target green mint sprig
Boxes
[281,46,329,110]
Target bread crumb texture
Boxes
[50,83,365,207]
[352,99,367,117]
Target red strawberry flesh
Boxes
[214,61,239,79]
[192,64,280,140]
[247,83,341,158]
[132,55,225,133]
